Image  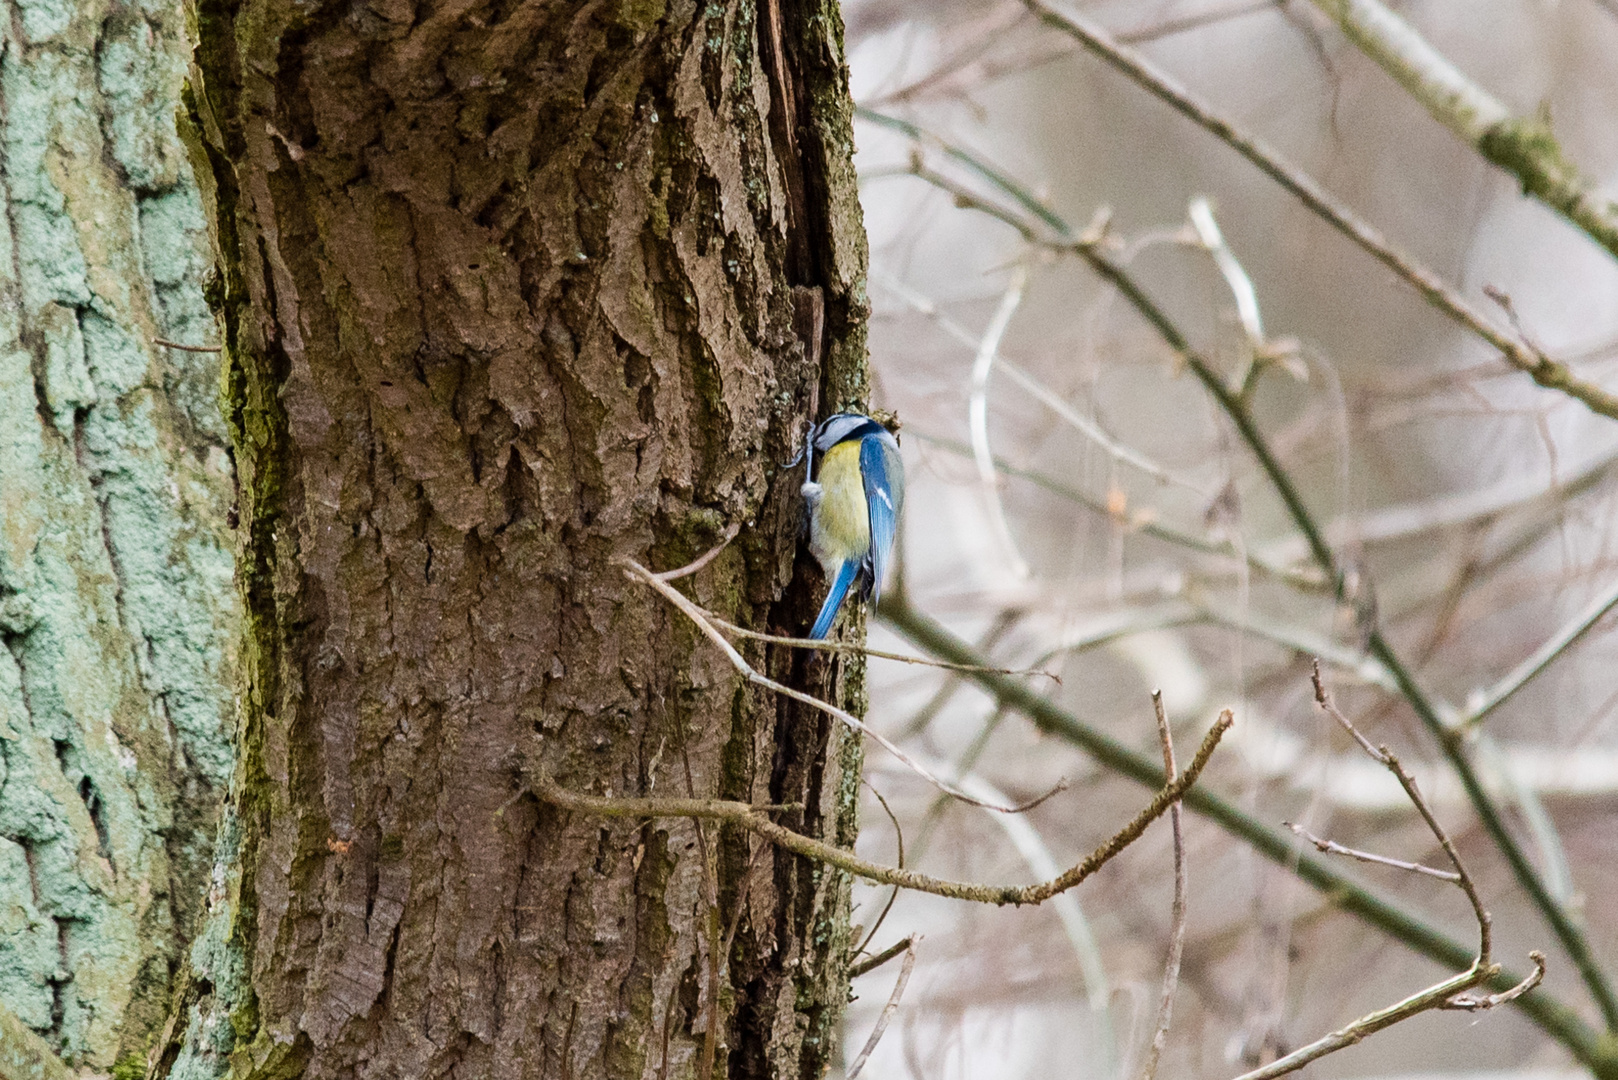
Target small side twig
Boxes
[1138,691,1187,1080]
[846,938,917,1080]
[653,523,741,581]
[850,935,915,980]
[852,781,906,960]
[1282,822,1459,883]
[152,337,222,353]
[646,536,1057,681]
[706,611,1058,682]
[1443,951,1547,1011]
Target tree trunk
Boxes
[162,0,871,1076]
[0,0,236,1070]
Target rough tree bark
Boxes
[0,0,236,1070]
[158,0,871,1076]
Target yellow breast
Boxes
[809,441,870,570]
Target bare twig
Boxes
[533,711,1231,907]
[853,780,906,959]
[846,938,917,1080]
[626,557,1064,813]
[1229,965,1495,1080]
[653,523,740,581]
[1187,197,1266,383]
[850,935,915,979]
[705,609,1057,681]
[1312,662,1490,959]
[1283,822,1460,883]
[1444,952,1548,1011]
[152,337,222,352]
[1138,691,1187,1080]
[649,532,1054,678]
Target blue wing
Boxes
[810,559,861,640]
[860,433,904,606]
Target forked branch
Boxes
[1234,666,1547,1080]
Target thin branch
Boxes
[653,523,740,581]
[705,610,1058,681]
[649,524,1054,677]
[846,939,917,1080]
[1229,965,1496,1080]
[533,711,1231,907]
[1309,0,1618,262]
[878,748,1114,1016]
[1284,822,1460,883]
[1444,952,1547,1011]
[1187,197,1266,385]
[152,337,222,352]
[625,557,1064,813]
[1138,692,1187,1080]
[880,595,1603,1070]
[1457,573,1618,731]
[969,5,1618,422]
[850,935,915,979]
[1224,666,1548,1079]
[852,780,906,959]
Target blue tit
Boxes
[799,412,904,640]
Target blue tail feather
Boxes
[810,560,860,639]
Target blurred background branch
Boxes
[838,2,1618,1076]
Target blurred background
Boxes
[834,2,1618,1077]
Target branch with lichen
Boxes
[1307,0,1618,263]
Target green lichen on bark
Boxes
[0,0,235,1065]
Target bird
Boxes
[798,412,904,640]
